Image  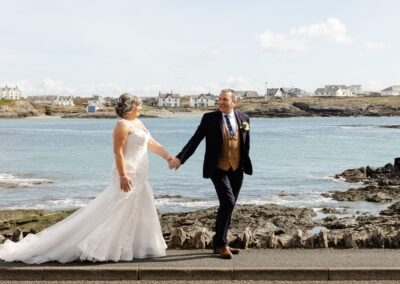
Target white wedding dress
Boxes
[0,119,167,264]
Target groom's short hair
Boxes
[221,89,237,102]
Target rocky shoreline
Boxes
[327,158,400,203]
[3,159,400,249]
[2,201,400,249]
[241,97,400,118]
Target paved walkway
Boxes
[1,249,400,281]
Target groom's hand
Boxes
[171,157,181,170]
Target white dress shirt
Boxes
[222,111,237,135]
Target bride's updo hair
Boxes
[115,93,142,118]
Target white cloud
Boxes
[256,18,353,52]
[206,49,221,55]
[256,31,307,52]
[358,41,387,56]
[365,41,386,49]
[0,78,77,96]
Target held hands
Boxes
[166,155,181,170]
[120,175,133,192]
[168,157,181,170]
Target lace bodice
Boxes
[111,119,151,181]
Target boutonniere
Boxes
[240,122,249,131]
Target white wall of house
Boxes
[336,88,353,96]
[158,96,180,107]
[382,91,400,96]
[1,87,20,100]
[190,96,215,107]
[53,97,75,106]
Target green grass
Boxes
[0,99,13,106]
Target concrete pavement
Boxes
[1,249,400,281]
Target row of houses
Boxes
[3,84,400,109]
[27,95,75,106]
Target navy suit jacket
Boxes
[176,110,253,178]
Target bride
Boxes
[0,93,172,263]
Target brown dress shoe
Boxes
[228,246,241,254]
[217,246,232,259]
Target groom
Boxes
[169,89,252,259]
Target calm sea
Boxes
[1,116,400,215]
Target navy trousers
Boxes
[211,167,243,248]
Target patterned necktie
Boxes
[224,114,235,136]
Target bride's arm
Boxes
[113,121,133,192]
[147,137,173,162]
[138,119,173,163]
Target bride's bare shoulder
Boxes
[114,119,132,134]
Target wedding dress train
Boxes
[0,119,167,263]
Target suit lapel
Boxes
[234,110,245,142]
[218,111,224,140]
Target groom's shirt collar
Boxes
[221,110,237,134]
[223,110,235,119]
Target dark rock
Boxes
[335,168,366,183]
[11,228,23,242]
[168,228,186,249]
[323,215,338,222]
[321,208,347,215]
[381,202,400,216]
[330,158,400,203]
[395,158,400,172]
[314,230,329,248]
[366,192,393,203]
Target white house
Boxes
[88,95,105,109]
[315,85,354,97]
[88,95,104,105]
[190,94,216,107]
[53,96,75,106]
[235,91,259,99]
[158,92,180,107]
[1,86,20,100]
[381,86,400,96]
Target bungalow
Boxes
[1,86,20,100]
[381,86,400,96]
[266,88,305,99]
[235,91,259,99]
[190,93,216,107]
[27,95,57,105]
[88,95,105,109]
[88,95,104,105]
[158,92,180,107]
[315,85,354,97]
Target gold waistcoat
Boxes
[217,120,241,171]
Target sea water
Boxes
[0,116,399,215]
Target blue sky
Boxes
[1,0,399,97]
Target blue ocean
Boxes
[1,116,399,215]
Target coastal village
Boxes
[1,84,400,119]
[1,84,400,111]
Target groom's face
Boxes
[218,91,236,114]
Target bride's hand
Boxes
[120,176,133,192]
